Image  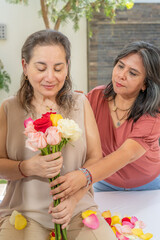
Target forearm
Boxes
[87,139,146,183]
[0,158,25,181]
[72,184,91,204]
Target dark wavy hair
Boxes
[17,29,74,114]
[104,41,160,122]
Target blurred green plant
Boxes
[0,179,7,184]
[6,0,134,36]
[0,60,11,93]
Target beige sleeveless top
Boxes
[0,93,97,229]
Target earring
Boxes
[25,75,28,81]
[65,75,69,80]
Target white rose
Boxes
[57,118,82,142]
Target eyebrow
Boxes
[34,62,64,66]
[119,60,141,74]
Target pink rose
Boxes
[24,121,37,136]
[45,126,61,145]
[24,117,34,128]
[26,132,47,151]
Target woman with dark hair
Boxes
[0,30,116,240]
[50,41,160,197]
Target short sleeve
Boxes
[128,114,160,150]
[87,85,106,114]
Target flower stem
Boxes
[42,144,68,239]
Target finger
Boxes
[44,152,62,161]
[50,175,66,187]
[53,188,72,200]
[62,221,70,229]
[51,202,66,213]
[47,171,61,179]
[52,215,70,225]
[50,182,67,195]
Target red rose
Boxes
[33,116,52,133]
[42,112,56,118]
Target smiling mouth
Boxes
[116,82,124,87]
[43,85,55,89]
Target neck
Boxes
[32,96,57,115]
[113,95,134,112]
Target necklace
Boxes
[113,98,132,112]
[33,98,58,115]
[113,98,132,127]
[115,110,128,127]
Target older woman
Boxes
[0,30,116,240]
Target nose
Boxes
[45,69,55,82]
[119,69,127,80]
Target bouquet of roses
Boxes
[24,112,82,240]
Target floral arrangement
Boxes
[24,112,82,240]
[81,209,153,240]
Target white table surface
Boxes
[94,190,160,240]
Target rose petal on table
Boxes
[82,210,97,219]
[111,226,117,235]
[135,220,146,229]
[115,224,132,234]
[122,221,135,228]
[116,231,130,240]
[130,216,138,224]
[102,210,111,218]
[132,228,144,236]
[140,233,153,240]
[122,217,131,223]
[82,214,99,229]
[111,215,121,225]
[104,217,112,225]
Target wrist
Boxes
[18,161,28,178]
[78,168,92,188]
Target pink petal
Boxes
[130,216,138,224]
[135,220,146,229]
[24,117,34,128]
[116,231,130,240]
[122,221,135,229]
[115,224,132,234]
[82,214,99,229]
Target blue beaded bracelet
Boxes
[79,167,93,187]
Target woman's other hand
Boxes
[48,195,77,229]
[49,170,87,200]
[21,152,63,178]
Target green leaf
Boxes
[0,61,11,92]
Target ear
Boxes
[22,59,27,76]
[142,80,147,92]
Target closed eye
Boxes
[130,71,137,76]
[37,68,46,72]
[117,64,124,69]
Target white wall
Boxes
[0,0,87,104]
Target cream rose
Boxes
[57,118,82,142]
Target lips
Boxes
[43,85,55,90]
[115,82,124,87]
